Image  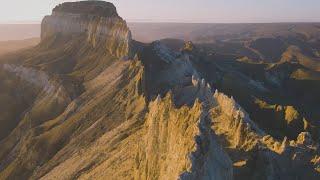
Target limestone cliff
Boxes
[41,1,132,58]
[0,1,319,180]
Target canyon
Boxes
[0,1,319,180]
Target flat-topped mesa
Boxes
[41,1,132,58]
[52,1,118,17]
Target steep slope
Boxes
[0,1,133,178]
[41,1,132,59]
[0,1,319,180]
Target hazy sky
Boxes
[1,0,320,23]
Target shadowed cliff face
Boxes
[0,1,319,180]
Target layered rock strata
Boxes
[41,1,132,58]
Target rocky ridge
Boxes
[0,1,319,180]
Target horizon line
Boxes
[1,20,320,25]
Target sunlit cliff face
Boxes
[41,1,132,59]
[0,1,319,180]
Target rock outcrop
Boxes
[2,64,55,94]
[41,1,132,58]
[0,1,319,180]
[135,94,233,180]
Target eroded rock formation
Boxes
[0,1,319,180]
[41,1,132,58]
